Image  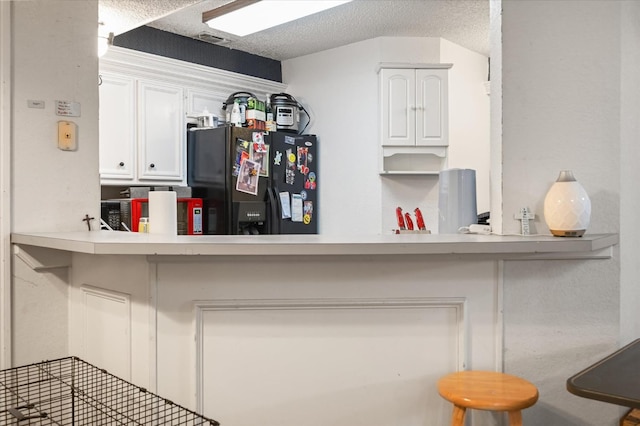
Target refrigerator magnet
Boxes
[252,141,268,153]
[251,143,269,176]
[297,147,309,174]
[236,158,261,196]
[285,149,296,185]
[303,201,313,225]
[291,194,303,222]
[233,138,250,176]
[252,132,264,144]
[279,192,291,219]
[274,151,283,166]
[304,172,317,190]
[286,168,295,186]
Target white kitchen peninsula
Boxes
[11,232,618,426]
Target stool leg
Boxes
[508,410,523,426]
[451,405,466,426]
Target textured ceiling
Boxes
[99,0,489,61]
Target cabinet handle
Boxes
[150,163,155,169]
[410,105,417,111]
[119,162,125,167]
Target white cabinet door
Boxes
[99,74,136,180]
[381,68,449,147]
[381,68,415,146]
[137,81,184,182]
[188,90,225,122]
[416,69,448,147]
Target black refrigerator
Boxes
[187,126,318,235]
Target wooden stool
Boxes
[437,370,539,426]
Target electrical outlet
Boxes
[58,121,77,151]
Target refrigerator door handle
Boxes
[267,187,280,235]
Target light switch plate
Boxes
[58,121,77,151]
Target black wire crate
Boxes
[0,356,220,425]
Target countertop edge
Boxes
[10,231,619,259]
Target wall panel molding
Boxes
[81,285,132,381]
[194,297,467,422]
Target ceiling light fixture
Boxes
[203,0,352,37]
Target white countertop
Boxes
[10,231,619,259]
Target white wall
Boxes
[10,0,99,365]
[282,37,489,235]
[282,37,384,236]
[12,1,100,233]
[440,39,490,215]
[619,0,640,347]
[0,1,12,369]
[489,0,503,233]
[500,1,624,424]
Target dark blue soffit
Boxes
[113,26,282,83]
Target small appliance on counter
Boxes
[118,186,193,199]
[191,108,218,129]
[100,195,203,234]
[221,91,311,134]
[269,93,310,134]
[222,91,257,128]
[438,168,478,234]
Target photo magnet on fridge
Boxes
[233,138,250,176]
[236,159,261,196]
[297,147,309,175]
[251,143,269,177]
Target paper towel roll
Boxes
[438,168,477,234]
[149,191,177,235]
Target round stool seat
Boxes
[438,371,538,426]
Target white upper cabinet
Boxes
[137,81,184,182]
[187,89,225,123]
[99,73,136,180]
[416,69,448,146]
[378,64,452,175]
[99,75,185,185]
[380,66,450,147]
[99,47,287,186]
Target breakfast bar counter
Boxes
[11,231,618,258]
[9,231,619,426]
